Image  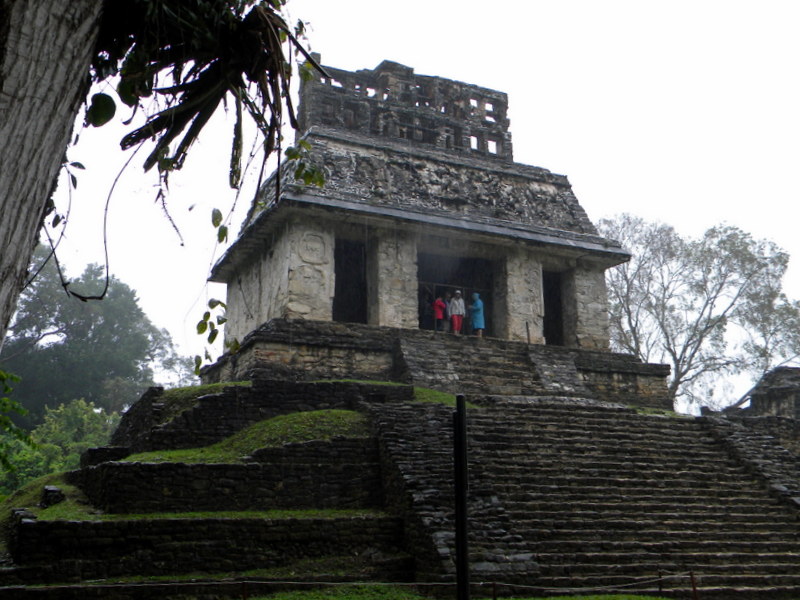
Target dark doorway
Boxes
[417,252,493,333]
[542,270,564,345]
[333,238,367,324]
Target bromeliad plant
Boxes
[88,0,325,191]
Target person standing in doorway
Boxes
[433,294,447,332]
[470,292,485,338]
[443,291,453,333]
[450,290,466,335]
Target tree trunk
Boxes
[0,0,102,348]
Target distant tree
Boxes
[0,371,33,472]
[0,248,187,426]
[598,214,800,407]
[0,399,119,494]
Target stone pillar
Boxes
[367,229,418,328]
[569,266,610,349]
[502,247,544,343]
[284,221,335,320]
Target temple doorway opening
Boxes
[542,270,565,345]
[333,238,368,324]
[417,252,493,334]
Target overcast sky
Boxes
[48,0,800,367]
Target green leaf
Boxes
[208,299,226,309]
[299,61,315,83]
[85,93,116,127]
[69,162,85,170]
[194,355,202,375]
[197,320,208,335]
[117,78,139,107]
[52,214,62,228]
[216,316,227,325]
[70,173,78,189]
[225,338,241,353]
[202,311,211,321]
[211,208,223,228]
[217,225,228,243]
[208,328,219,344]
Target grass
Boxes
[156,381,251,424]
[313,378,470,408]
[0,473,89,553]
[629,405,689,418]
[248,588,670,600]
[124,409,370,464]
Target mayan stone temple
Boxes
[9,58,800,599]
[203,58,670,406]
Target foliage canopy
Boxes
[0,248,188,427]
[0,399,119,495]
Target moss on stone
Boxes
[125,409,370,464]
[156,381,252,424]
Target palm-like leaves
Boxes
[92,0,323,186]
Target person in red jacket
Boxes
[432,294,447,331]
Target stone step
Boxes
[469,420,710,439]
[471,413,699,431]
[522,539,800,553]
[498,495,785,512]
[478,472,762,491]
[478,473,770,493]
[472,454,747,473]
[535,551,800,569]
[469,426,714,445]
[470,437,715,454]
[474,463,748,483]
[514,515,800,532]
[514,526,800,543]
[533,572,800,591]
[511,508,794,523]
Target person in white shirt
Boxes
[449,290,466,335]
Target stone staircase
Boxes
[464,396,800,598]
[7,375,800,598]
[396,333,587,397]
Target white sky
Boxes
[49,0,800,367]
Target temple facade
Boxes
[210,58,629,349]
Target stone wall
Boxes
[9,513,403,580]
[299,59,514,163]
[573,350,672,410]
[700,415,800,510]
[225,218,335,344]
[201,319,672,410]
[366,401,456,581]
[727,416,800,456]
[70,439,382,513]
[112,377,414,454]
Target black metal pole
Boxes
[454,394,470,600]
